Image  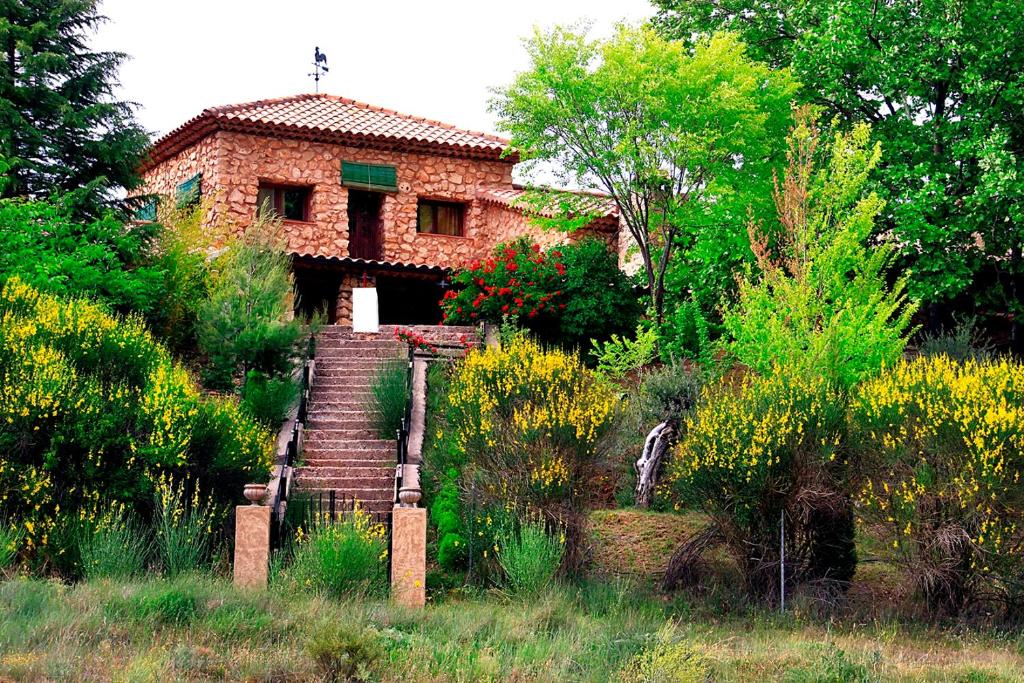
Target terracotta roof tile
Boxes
[477,185,619,222]
[142,93,514,170]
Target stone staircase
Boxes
[293,324,478,514]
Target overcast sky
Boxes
[94,0,655,142]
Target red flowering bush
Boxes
[393,327,438,354]
[441,238,640,351]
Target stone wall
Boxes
[139,130,620,268]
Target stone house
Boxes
[137,93,620,325]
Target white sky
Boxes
[94,0,655,142]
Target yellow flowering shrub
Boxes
[666,368,853,596]
[850,354,1024,612]
[440,335,620,571]
[287,505,388,596]
[0,278,272,561]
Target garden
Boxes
[3,0,1024,681]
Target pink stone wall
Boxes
[139,130,619,267]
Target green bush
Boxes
[431,470,468,571]
[154,476,222,577]
[917,316,994,361]
[198,215,304,391]
[0,278,272,561]
[635,363,703,425]
[367,357,407,439]
[241,370,298,427]
[77,505,150,580]
[496,518,565,597]
[288,510,387,597]
[592,325,658,379]
[307,622,383,683]
[617,624,709,682]
[105,584,201,627]
[0,519,23,572]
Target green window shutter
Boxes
[340,161,398,192]
[135,197,159,221]
[176,173,202,208]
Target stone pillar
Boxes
[233,505,271,589]
[391,506,427,608]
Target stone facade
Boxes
[139,129,616,270]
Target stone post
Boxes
[391,506,427,608]
[233,485,271,589]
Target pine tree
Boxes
[0,0,149,217]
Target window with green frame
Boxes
[176,173,202,209]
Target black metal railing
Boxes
[269,332,317,549]
[276,490,393,572]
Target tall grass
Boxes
[77,505,150,580]
[154,476,221,577]
[496,518,564,597]
[368,356,407,439]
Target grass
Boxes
[0,574,1022,682]
[368,356,408,439]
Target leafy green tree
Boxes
[653,0,1024,350]
[0,0,150,217]
[0,192,165,315]
[723,110,918,389]
[491,25,797,324]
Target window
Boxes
[257,184,311,221]
[417,199,465,236]
[176,173,201,209]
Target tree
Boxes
[723,109,918,390]
[491,25,797,323]
[0,0,150,217]
[653,0,1024,351]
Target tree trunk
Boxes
[634,420,675,508]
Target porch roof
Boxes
[292,253,449,278]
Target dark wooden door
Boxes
[347,190,383,260]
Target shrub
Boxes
[721,110,915,391]
[443,334,620,571]
[666,369,854,599]
[288,508,387,597]
[307,622,383,683]
[496,518,564,596]
[592,325,658,379]
[154,476,222,577]
[617,624,709,683]
[197,215,304,391]
[431,470,468,571]
[0,278,271,560]
[917,316,994,362]
[441,237,639,350]
[782,643,873,683]
[367,356,407,439]
[849,354,1024,615]
[241,370,298,427]
[77,504,150,580]
[0,519,23,573]
[635,363,702,425]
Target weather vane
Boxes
[309,46,328,92]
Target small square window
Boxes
[257,184,312,221]
[417,199,465,236]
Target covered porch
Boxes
[291,254,449,327]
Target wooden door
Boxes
[347,190,383,260]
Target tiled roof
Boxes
[477,185,619,226]
[292,253,448,275]
[142,93,515,170]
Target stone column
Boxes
[391,506,427,608]
[233,505,271,589]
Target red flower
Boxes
[528,308,538,318]
[559,303,566,310]
[531,243,541,253]
[551,250,562,258]
[506,261,518,272]
[514,297,524,306]
[501,304,509,313]
[498,287,512,296]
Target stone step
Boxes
[303,426,380,439]
[306,418,376,430]
[289,492,394,515]
[310,391,374,402]
[295,476,393,491]
[301,459,395,469]
[296,464,393,476]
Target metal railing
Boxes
[269,332,317,549]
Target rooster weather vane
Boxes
[309,47,329,92]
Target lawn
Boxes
[1,573,1021,682]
